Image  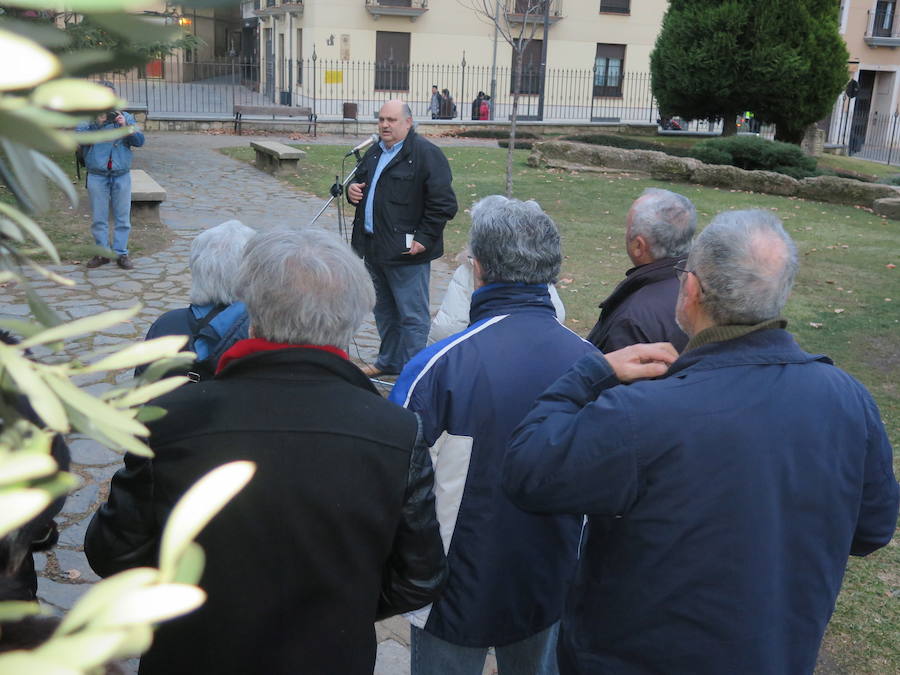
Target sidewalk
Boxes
[0,131,475,674]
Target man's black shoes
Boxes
[116,254,134,270]
[86,255,110,268]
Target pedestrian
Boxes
[390,196,599,675]
[430,84,442,120]
[479,95,491,121]
[75,81,145,270]
[504,210,899,675]
[347,100,458,377]
[85,227,448,675]
[440,88,456,119]
[471,91,484,121]
[586,188,696,353]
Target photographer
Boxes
[75,81,145,271]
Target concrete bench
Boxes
[251,141,306,176]
[130,169,166,224]
[233,104,317,136]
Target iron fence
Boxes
[827,94,900,166]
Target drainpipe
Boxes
[489,0,499,120]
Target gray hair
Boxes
[469,195,561,284]
[688,209,798,325]
[189,220,256,305]
[235,227,375,348]
[628,188,697,259]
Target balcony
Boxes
[365,0,429,22]
[865,8,900,47]
[255,1,304,18]
[506,0,563,25]
[599,0,629,14]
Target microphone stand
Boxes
[307,150,365,238]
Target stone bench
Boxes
[251,141,306,176]
[130,169,166,224]
[233,104,316,136]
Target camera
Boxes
[106,111,121,124]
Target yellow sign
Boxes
[324,70,344,84]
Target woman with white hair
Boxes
[136,219,256,378]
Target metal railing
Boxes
[865,8,900,40]
[826,94,900,165]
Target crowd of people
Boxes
[3,97,898,675]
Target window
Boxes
[510,39,543,95]
[594,43,625,97]
[514,0,549,13]
[375,31,410,91]
[874,1,896,37]
[599,0,630,14]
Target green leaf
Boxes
[33,629,128,670]
[55,567,158,636]
[94,583,206,628]
[0,28,61,92]
[171,541,205,585]
[0,452,58,486]
[19,306,140,348]
[90,13,180,44]
[0,19,70,49]
[0,111,72,153]
[0,651,80,674]
[57,49,120,78]
[32,152,78,207]
[0,217,23,241]
[71,126,133,145]
[108,624,153,661]
[24,258,76,289]
[64,403,153,457]
[81,335,188,373]
[107,376,188,409]
[0,138,48,209]
[0,318,45,339]
[0,600,43,622]
[44,374,148,437]
[158,461,256,581]
[0,347,69,431]
[135,354,196,383]
[22,281,63,328]
[31,78,120,114]
[0,489,52,536]
[0,202,60,263]
[134,405,167,423]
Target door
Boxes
[849,71,875,155]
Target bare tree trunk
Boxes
[506,59,523,197]
[722,113,738,137]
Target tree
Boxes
[462,0,546,196]
[651,0,848,143]
[0,3,252,671]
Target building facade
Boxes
[243,0,668,120]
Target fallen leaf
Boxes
[560,278,574,284]
[66,569,81,580]
[888,264,896,269]
[834,308,845,314]
[809,322,823,328]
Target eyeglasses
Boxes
[673,259,704,294]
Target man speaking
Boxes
[348,100,457,377]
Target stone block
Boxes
[873,197,900,220]
[798,176,899,206]
[691,164,799,196]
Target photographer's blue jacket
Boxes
[503,326,899,674]
[389,283,596,647]
[76,112,144,176]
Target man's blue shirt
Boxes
[364,139,404,234]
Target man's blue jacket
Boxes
[76,113,144,176]
[503,326,899,674]
[390,283,596,647]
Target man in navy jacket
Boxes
[390,196,669,675]
[504,209,899,675]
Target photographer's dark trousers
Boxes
[87,171,131,256]
[365,260,431,375]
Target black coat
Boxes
[85,347,447,675]
[586,257,688,353]
[350,129,458,265]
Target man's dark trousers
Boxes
[367,259,430,374]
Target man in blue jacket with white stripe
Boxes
[390,196,670,675]
[504,209,899,675]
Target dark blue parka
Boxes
[504,326,899,675]
[390,283,596,647]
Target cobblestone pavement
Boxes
[1,131,501,674]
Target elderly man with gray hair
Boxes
[504,210,898,675]
[389,196,665,675]
[587,187,696,353]
[87,227,447,675]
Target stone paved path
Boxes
[1,131,490,674]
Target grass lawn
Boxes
[222,143,899,673]
[0,153,172,263]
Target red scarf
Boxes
[216,338,348,374]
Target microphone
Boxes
[345,133,379,157]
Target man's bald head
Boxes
[686,209,798,326]
[378,99,413,148]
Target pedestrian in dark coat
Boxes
[586,189,696,353]
[505,210,899,675]
[85,228,448,675]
